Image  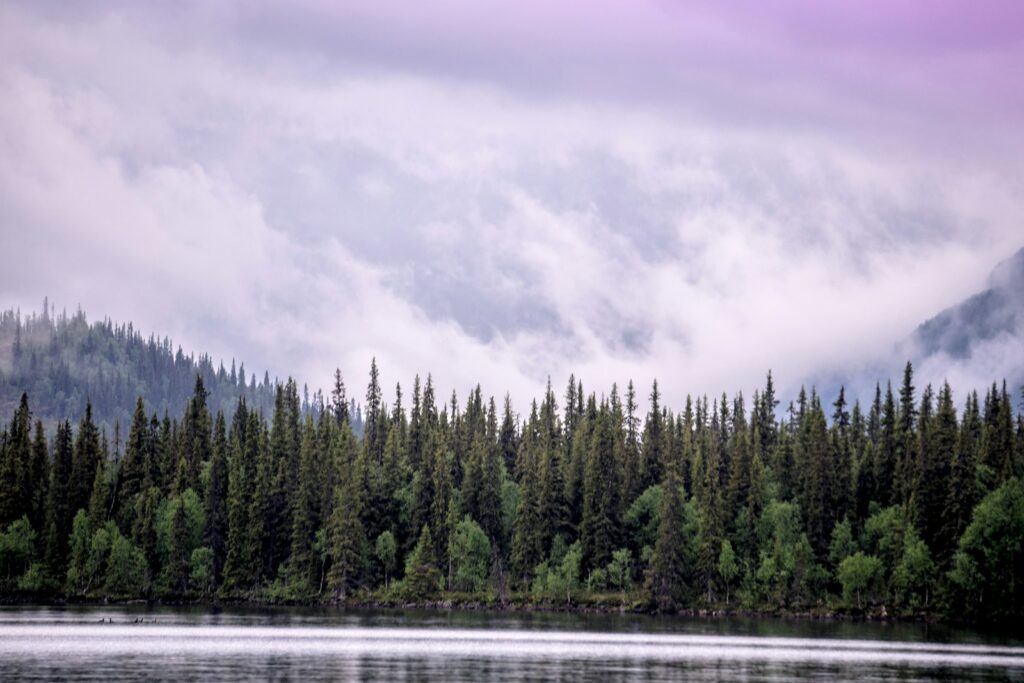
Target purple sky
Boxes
[1,0,1022,407]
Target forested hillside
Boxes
[1,357,1021,622]
[0,303,361,431]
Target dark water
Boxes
[1,606,1023,681]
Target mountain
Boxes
[789,247,1024,412]
[0,303,283,431]
[913,245,1024,362]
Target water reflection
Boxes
[1,606,1022,681]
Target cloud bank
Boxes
[1,1,1022,410]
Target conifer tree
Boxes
[580,402,620,574]
[205,412,229,585]
[873,384,898,506]
[223,402,260,592]
[29,419,49,534]
[116,398,150,527]
[647,437,689,612]
[178,376,211,494]
[913,382,954,563]
[404,525,441,600]
[895,363,917,504]
[327,423,366,598]
[43,420,74,580]
[327,475,366,599]
[946,391,982,551]
[640,381,664,493]
[0,394,32,528]
[165,496,190,594]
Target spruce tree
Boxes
[0,394,32,527]
[640,381,664,493]
[647,440,689,612]
[178,376,211,494]
[580,402,620,574]
[404,525,441,600]
[916,382,954,563]
[29,419,49,534]
[205,412,229,585]
[43,420,74,580]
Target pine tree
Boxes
[695,422,723,602]
[178,376,211,494]
[205,412,229,585]
[873,384,897,506]
[895,362,917,504]
[640,381,664,492]
[43,420,74,580]
[647,439,689,612]
[287,416,321,594]
[116,398,150,527]
[29,419,49,534]
[916,382,954,563]
[327,424,366,599]
[511,406,545,585]
[580,402,620,574]
[621,380,641,505]
[326,477,365,599]
[796,395,832,559]
[165,496,190,594]
[223,401,259,592]
[331,369,349,427]
[404,525,441,600]
[0,394,32,527]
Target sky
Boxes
[1,0,1023,411]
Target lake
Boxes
[1,606,1023,681]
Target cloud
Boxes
[1,1,1022,414]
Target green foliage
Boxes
[375,531,397,589]
[0,306,279,431]
[828,518,857,570]
[624,485,662,551]
[607,548,633,593]
[403,525,441,600]
[189,547,214,594]
[949,477,1024,621]
[0,355,1021,623]
[838,552,884,610]
[862,505,905,579]
[0,516,36,587]
[891,530,934,611]
[448,517,491,592]
[717,540,738,604]
[753,503,825,607]
[532,541,582,604]
[105,533,148,596]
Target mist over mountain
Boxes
[909,247,1024,396]
[804,247,1024,411]
[0,304,300,431]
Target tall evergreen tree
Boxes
[640,381,664,493]
[205,411,229,585]
[916,382,955,563]
[647,443,689,612]
[580,401,620,574]
[43,420,74,579]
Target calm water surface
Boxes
[1,605,1023,681]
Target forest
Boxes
[0,354,1022,623]
[0,304,364,432]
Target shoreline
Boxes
[0,593,929,625]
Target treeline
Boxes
[0,361,1022,622]
[0,303,364,432]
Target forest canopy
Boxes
[0,348,1022,622]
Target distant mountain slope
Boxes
[785,248,1024,412]
[0,304,281,430]
[913,247,1024,359]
